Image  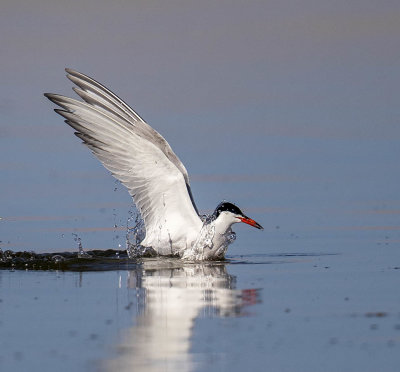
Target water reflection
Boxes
[103,260,261,372]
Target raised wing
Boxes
[44,69,200,248]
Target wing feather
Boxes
[44,70,201,249]
[65,69,193,187]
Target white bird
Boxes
[45,69,263,260]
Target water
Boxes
[1,159,400,372]
[125,209,156,259]
[183,216,227,260]
[1,240,399,372]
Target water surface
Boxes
[1,244,399,372]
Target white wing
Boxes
[45,69,201,251]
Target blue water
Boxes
[1,240,399,372]
[1,125,400,371]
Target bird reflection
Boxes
[103,260,261,372]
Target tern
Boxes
[45,69,263,260]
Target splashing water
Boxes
[124,208,235,260]
[52,254,66,263]
[184,221,216,260]
[182,214,236,260]
[225,230,237,245]
[0,205,236,268]
[125,208,156,259]
[72,233,91,258]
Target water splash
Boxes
[183,214,236,260]
[210,228,236,260]
[52,254,66,263]
[72,233,91,258]
[225,231,237,245]
[125,208,155,259]
[0,248,10,262]
[194,221,216,251]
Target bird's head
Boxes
[213,202,263,230]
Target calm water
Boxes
[1,240,399,372]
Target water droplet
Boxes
[52,255,65,263]
[72,234,91,258]
[125,207,147,259]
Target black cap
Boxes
[213,202,244,218]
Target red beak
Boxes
[239,216,264,230]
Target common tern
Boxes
[45,69,263,260]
